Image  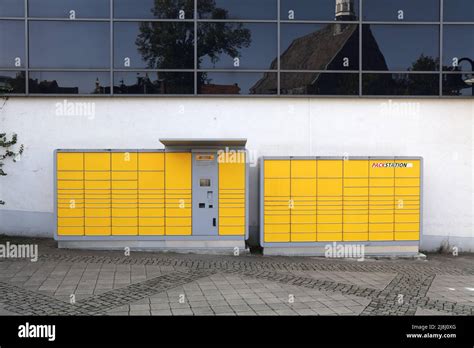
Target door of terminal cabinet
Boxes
[192,153,218,236]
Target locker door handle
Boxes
[213,218,216,227]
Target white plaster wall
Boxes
[0,97,473,250]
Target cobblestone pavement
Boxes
[0,237,473,316]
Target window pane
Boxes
[29,72,110,94]
[363,25,439,71]
[198,72,277,94]
[363,0,439,21]
[443,25,474,72]
[198,0,277,20]
[280,72,358,95]
[114,22,194,69]
[0,71,25,94]
[114,72,194,94]
[443,73,474,96]
[280,0,359,21]
[28,0,110,18]
[444,0,474,22]
[0,20,25,68]
[363,73,439,95]
[115,0,194,19]
[198,23,277,69]
[281,24,358,70]
[29,21,110,68]
[0,0,24,17]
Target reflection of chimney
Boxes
[335,0,355,20]
[334,0,355,35]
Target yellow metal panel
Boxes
[395,178,420,187]
[343,232,368,241]
[138,152,164,171]
[85,226,111,236]
[344,178,369,187]
[369,160,395,178]
[112,181,138,190]
[343,214,368,223]
[395,223,419,232]
[369,232,393,241]
[57,226,83,236]
[219,226,245,235]
[165,217,192,226]
[394,232,419,241]
[264,178,290,196]
[290,214,316,224]
[85,217,111,227]
[112,226,138,235]
[264,215,291,224]
[139,226,165,235]
[219,153,245,189]
[112,152,137,171]
[57,171,83,180]
[291,233,316,242]
[317,224,342,233]
[112,171,138,180]
[139,208,164,217]
[291,178,316,196]
[265,224,290,233]
[291,160,316,178]
[264,233,290,242]
[85,208,110,217]
[57,181,83,190]
[85,153,110,171]
[317,160,342,178]
[219,208,245,217]
[343,160,368,177]
[317,215,343,223]
[344,187,368,196]
[317,179,343,196]
[394,214,419,223]
[369,178,394,187]
[291,224,316,233]
[139,217,164,226]
[369,223,393,232]
[165,208,192,217]
[220,217,245,226]
[85,181,110,190]
[85,172,110,180]
[369,187,394,196]
[395,187,420,195]
[57,218,83,227]
[112,218,137,226]
[343,224,368,233]
[139,172,164,189]
[369,214,394,223]
[317,232,343,241]
[57,152,84,171]
[264,160,290,178]
[165,153,192,189]
[395,160,420,178]
[166,226,192,235]
[112,209,137,217]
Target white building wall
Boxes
[1,97,473,251]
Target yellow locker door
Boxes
[218,152,246,236]
[138,152,165,235]
[165,153,192,235]
[111,152,138,235]
[317,160,343,242]
[394,159,420,241]
[264,159,290,242]
[57,152,84,236]
[290,159,317,242]
[343,160,369,241]
[84,152,111,236]
[369,160,395,241]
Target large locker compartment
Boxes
[260,157,422,256]
[55,140,248,252]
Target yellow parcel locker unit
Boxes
[54,139,249,252]
[260,157,422,256]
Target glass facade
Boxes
[0,0,472,96]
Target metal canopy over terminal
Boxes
[159,138,247,149]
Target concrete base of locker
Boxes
[262,243,420,257]
[58,240,247,255]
